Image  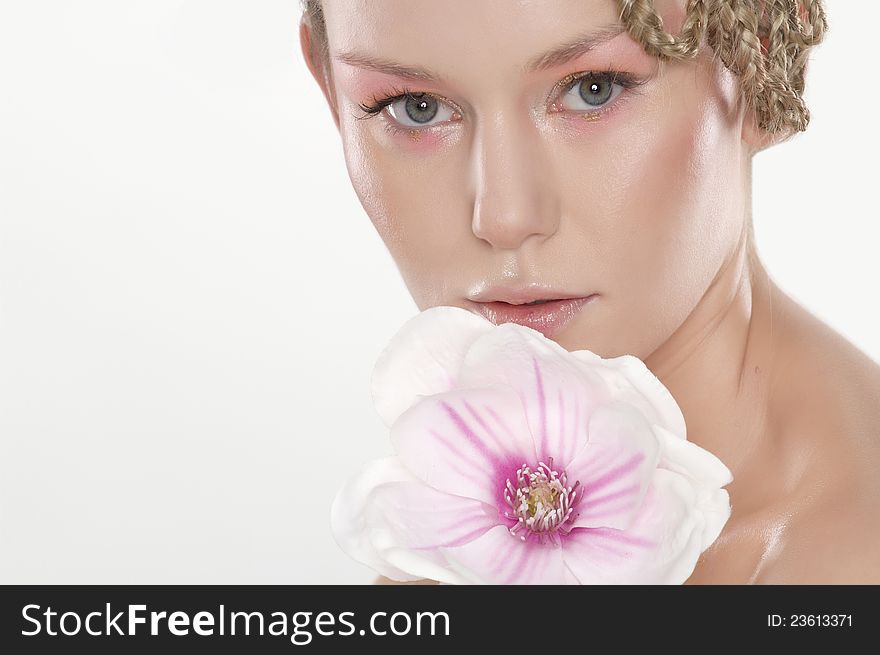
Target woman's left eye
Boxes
[556,73,626,113]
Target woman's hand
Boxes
[373,575,440,585]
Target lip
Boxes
[468,283,589,306]
[468,295,598,338]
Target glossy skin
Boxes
[301,0,880,583]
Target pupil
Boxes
[579,75,612,106]
[405,93,439,124]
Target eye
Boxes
[556,72,628,113]
[386,92,458,128]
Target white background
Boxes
[0,1,876,584]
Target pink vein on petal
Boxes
[493,536,529,583]
[575,526,656,548]
[575,500,642,523]
[418,524,492,550]
[461,398,510,456]
[579,452,646,496]
[440,400,507,470]
[532,356,548,458]
[558,387,566,457]
[427,427,463,458]
[583,482,641,509]
[427,428,488,484]
[565,536,633,561]
[516,542,539,584]
[484,405,529,459]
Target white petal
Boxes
[329,456,425,582]
[653,423,733,488]
[440,524,567,584]
[456,324,613,466]
[571,352,687,440]
[652,423,732,550]
[370,306,496,427]
[695,486,731,551]
[567,402,661,531]
[561,468,704,584]
[390,385,537,506]
[368,528,473,585]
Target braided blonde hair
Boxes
[301,0,827,137]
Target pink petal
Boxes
[370,306,496,427]
[567,401,661,531]
[561,468,704,584]
[390,385,537,507]
[456,324,613,466]
[562,562,581,584]
[365,481,494,585]
[365,480,499,550]
[440,524,567,584]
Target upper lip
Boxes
[467,283,594,305]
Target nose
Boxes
[470,109,560,250]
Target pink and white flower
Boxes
[331,306,733,584]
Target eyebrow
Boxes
[333,23,627,82]
[526,24,626,72]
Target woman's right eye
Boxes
[384,93,458,129]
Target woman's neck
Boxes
[644,223,780,496]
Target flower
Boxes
[331,306,733,584]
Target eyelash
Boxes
[355,70,646,135]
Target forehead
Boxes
[320,0,631,81]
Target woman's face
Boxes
[311,0,754,359]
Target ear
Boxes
[299,18,340,131]
[741,106,785,155]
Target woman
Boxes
[300,0,880,583]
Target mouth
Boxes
[510,298,558,306]
[468,295,598,338]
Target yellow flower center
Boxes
[502,457,581,545]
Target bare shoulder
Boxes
[374,575,440,585]
[771,287,880,426]
[755,492,880,584]
[757,295,880,583]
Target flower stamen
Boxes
[503,456,581,544]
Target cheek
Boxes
[339,120,467,305]
[557,72,745,356]
[340,127,397,241]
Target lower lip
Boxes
[471,295,598,338]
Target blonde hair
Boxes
[301,0,827,138]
